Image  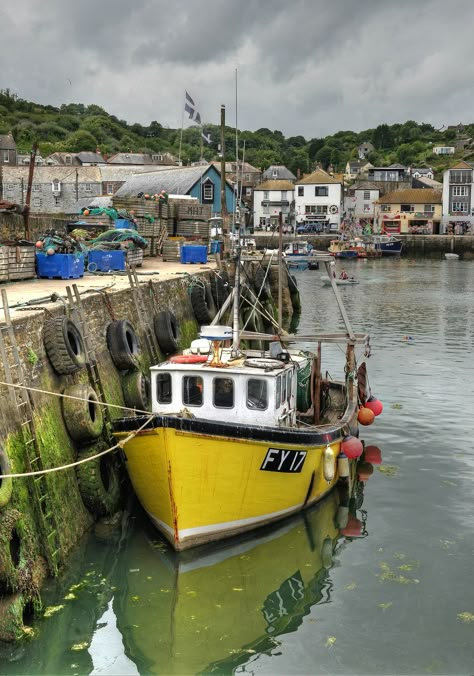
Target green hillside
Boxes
[0,88,472,179]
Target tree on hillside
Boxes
[65,129,98,152]
[372,124,394,150]
[315,145,332,169]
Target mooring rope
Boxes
[0,413,155,479]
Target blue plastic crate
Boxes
[209,240,223,254]
[180,244,208,264]
[36,253,84,279]
[88,249,126,272]
[115,218,132,229]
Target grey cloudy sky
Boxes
[1,0,472,138]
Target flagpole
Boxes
[178,92,185,167]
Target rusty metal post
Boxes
[23,142,38,240]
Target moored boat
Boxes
[369,234,403,255]
[113,250,378,551]
[321,275,359,286]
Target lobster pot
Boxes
[8,245,36,280]
[113,197,161,219]
[134,216,162,238]
[76,214,114,227]
[126,249,144,268]
[162,239,183,262]
[0,249,9,282]
[175,220,211,241]
[176,203,212,223]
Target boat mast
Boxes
[278,210,283,329]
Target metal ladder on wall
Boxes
[65,284,111,428]
[155,224,168,256]
[0,289,60,575]
[127,265,160,364]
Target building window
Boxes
[363,203,371,212]
[183,376,203,407]
[281,191,287,200]
[247,379,268,410]
[424,204,435,213]
[245,187,252,196]
[52,179,61,192]
[107,183,114,195]
[298,186,304,197]
[315,186,328,196]
[156,373,172,404]
[363,191,370,200]
[451,202,468,213]
[213,377,234,409]
[381,205,391,212]
[305,205,316,214]
[348,189,355,197]
[6,183,14,191]
[452,185,468,196]
[33,184,40,192]
[33,197,41,207]
[152,154,163,161]
[65,155,72,165]
[450,170,471,183]
[244,174,250,181]
[400,204,413,212]
[259,217,267,226]
[54,197,60,206]
[85,183,92,192]
[272,170,278,178]
[201,178,214,203]
[263,191,269,200]
[3,150,9,163]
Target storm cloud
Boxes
[0,0,471,137]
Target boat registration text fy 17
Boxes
[260,448,307,473]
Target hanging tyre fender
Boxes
[121,370,150,411]
[61,384,104,442]
[76,443,121,517]
[154,310,179,354]
[43,316,86,375]
[210,271,230,309]
[0,448,13,509]
[107,320,141,370]
[190,283,215,325]
[0,509,33,594]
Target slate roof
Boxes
[411,167,433,175]
[1,166,102,182]
[351,181,380,191]
[115,166,211,197]
[262,165,296,180]
[378,189,442,204]
[297,169,341,185]
[0,133,16,150]
[107,152,178,165]
[99,165,171,181]
[254,180,295,191]
[76,152,106,164]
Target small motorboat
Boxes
[444,253,459,260]
[321,275,359,286]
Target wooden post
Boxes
[278,211,283,329]
[23,142,38,240]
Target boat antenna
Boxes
[231,231,242,356]
[278,211,283,329]
[234,67,239,238]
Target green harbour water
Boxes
[1,256,474,675]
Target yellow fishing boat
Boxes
[113,253,373,551]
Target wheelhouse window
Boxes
[280,373,286,405]
[247,379,268,410]
[276,377,281,406]
[286,371,292,399]
[183,375,203,407]
[156,373,172,404]
[213,377,234,408]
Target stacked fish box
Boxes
[174,202,212,241]
[6,245,36,281]
[0,248,9,282]
[113,197,169,255]
[161,238,185,262]
[126,248,144,268]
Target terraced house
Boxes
[374,189,442,234]
[441,161,474,232]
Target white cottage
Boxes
[253,179,295,231]
[344,182,380,225]
[294,169,343,230]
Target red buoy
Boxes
[365,396,383,417]
[358,406,375,426]
[341,514,362,537]
[364,445,382,465]
[341,434,363,459]
[357,461,374,482]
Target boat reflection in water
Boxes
[115,454,380,675]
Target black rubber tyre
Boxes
[0,448,13,509]
[107,320,141,370]
[43,316,86,375]
[61,384,104,442]
[76,445,121,516]
[191,283,215,324]
[154,310,179,354]
[0,509,33,594]
[210,272,230,310]
[121,371,150,411]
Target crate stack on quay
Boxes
[112,195,168,256]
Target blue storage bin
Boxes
[88,250,126,272]
[209,240,223,254]
[36,253,84,279]
[115,218,132,229]
[180,244,208,264]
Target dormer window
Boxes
[201,178,214,203]
[272,170,278,178]
[152,154,163,161]
[65,155,72,165]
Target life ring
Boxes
[61,384,104,442]
[43,316,86,375]
[0,448,13,508]
[154,310,179,355]
[329,205,339,214]
[190,282,216,324]
[107,320,141,370]
[244,358,285,370]
[76,443,121,516]
[121,370,150,411]
[170,354,208,364]
[0,509,33,594]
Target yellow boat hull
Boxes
[115,425,344,550]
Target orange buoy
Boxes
[358,406,375,426]
[365,396,383,416]
[83,209,90,216]
[35,240,43,248]
[364,445,382,464]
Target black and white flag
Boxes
[184,91,201,125]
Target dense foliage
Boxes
[1,89,472,178]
